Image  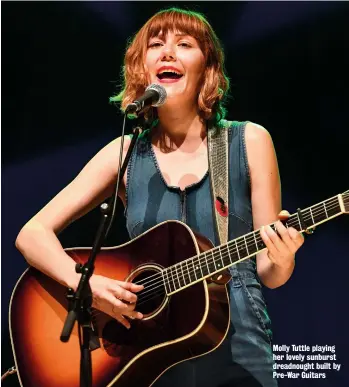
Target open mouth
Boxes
[156,71,183,81]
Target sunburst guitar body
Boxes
[10,221,231,387]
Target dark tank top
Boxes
[125,120,256,275]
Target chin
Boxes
[163,84,186,97]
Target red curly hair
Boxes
[112,7,230,125]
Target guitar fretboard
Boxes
[163,192,348,294]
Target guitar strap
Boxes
[207,121,232,245]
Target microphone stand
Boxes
[60,123,142,387]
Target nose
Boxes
[161,45,176,61]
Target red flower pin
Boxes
[215,197,228,217]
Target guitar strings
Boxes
[137,195,345,299]
[134,198,343,304]
[134,196,341,293]
[91,196,346,318]
[132,198,342,300]
[138,193,346,290]
[134,195,341,290]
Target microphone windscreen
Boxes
[145,84,167,107]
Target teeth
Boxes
[158,70,182,75]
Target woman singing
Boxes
[16,7,304,387]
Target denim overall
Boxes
[125,121,276,387]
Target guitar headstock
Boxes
[341,190,349,214]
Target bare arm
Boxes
[15,135,143,328]
[245,122,303,289]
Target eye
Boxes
[148,42,163,48]
[178,42,191,48]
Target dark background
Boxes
[2,1,349,386]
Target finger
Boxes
[111,285,138,303]
[289,227,305,246]
[260,226,279,258]
[263,225,285,253]
[118,300,144,320]
[95,294,131,329]
[275,221,297,253]
[103,292,129,313]
[118,280,144,292]
[124,309,144,320]
[114,314,131,329]
[92,290,128,312]
[278,210,290,219]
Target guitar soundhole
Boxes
[133,268,167,317]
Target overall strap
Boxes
[207,120,232,245]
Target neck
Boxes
[153,103,206,151]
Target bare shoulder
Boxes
[114,134,133,152]
[245,121,272,145]
[244,122,277,170]
[94,135,132,172]
[244,121,281,226]
[69,134,133,187]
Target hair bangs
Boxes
[145,9,208,51]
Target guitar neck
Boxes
[164,191,349,294]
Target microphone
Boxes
[125,84,167,114]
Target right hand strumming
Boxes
[89,274,144,329]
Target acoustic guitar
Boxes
[9,191,348,387]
